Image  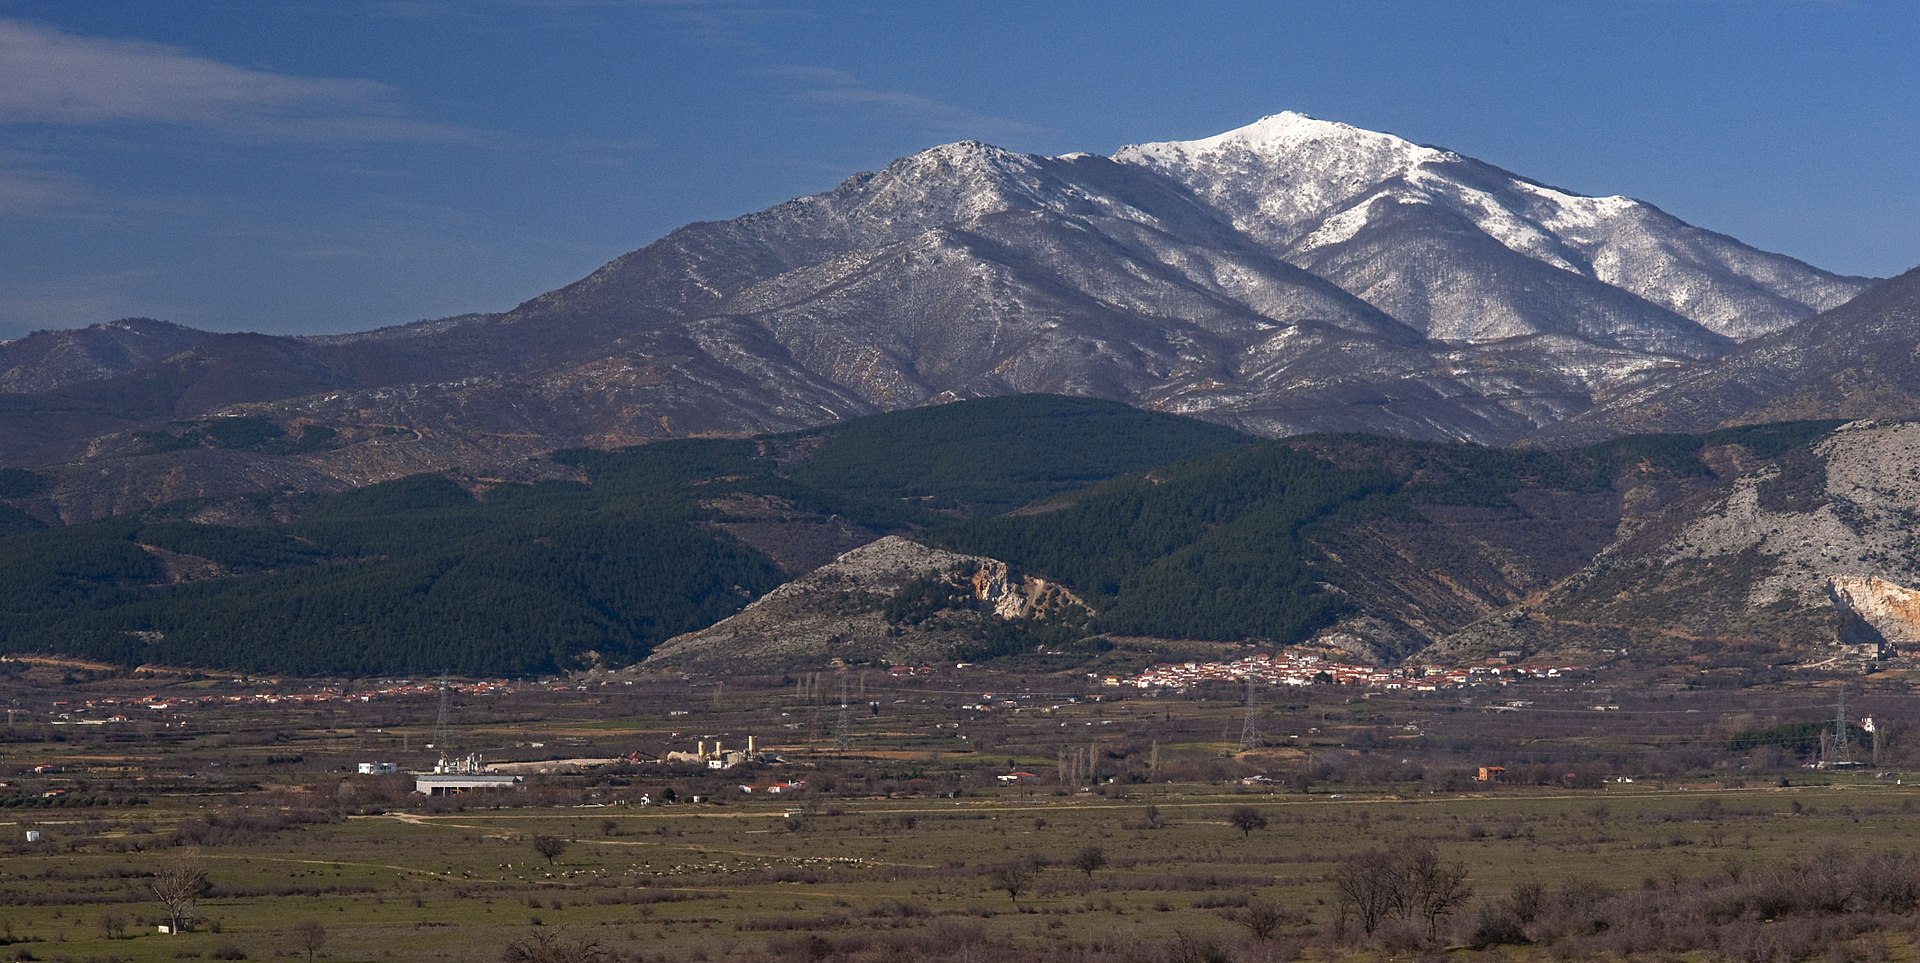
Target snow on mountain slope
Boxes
[1116,112,1868,341]
[0,111,1885,520]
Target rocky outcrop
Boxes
[970,559,1077,620]
[643,536,1087,673]
[1434,420,1920,663]
[1828,575,1920,646]
[1657,421,1920,609]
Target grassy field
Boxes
[3,662,1919,961]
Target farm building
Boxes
[413,772,521,795]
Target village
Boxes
[21,649,1599,727]
[1108,651,1589,691]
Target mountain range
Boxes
[1,112,1904,524]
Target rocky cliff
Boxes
[1430,420,1920,666]
[1829,575,1920,649]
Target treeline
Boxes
[134,416,338,455]
[0,394,1844,676]
[938,444,1396,642]
[1729,720,1866,757]
[1465,846,1920,960]
[0,472,784,676]
[933,421,1831,645]
[0,395,1247,676]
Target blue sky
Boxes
[2,0,1916,340]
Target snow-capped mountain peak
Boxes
[1112,112,1865,342]
[0,110,1883,522]
[1119,111,1451,173]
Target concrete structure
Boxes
[410,751,522,794]
[413,772,521,795]
[665,736,761,770]
[357,761,398,775]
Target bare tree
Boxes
[1405,842,1472,941]
[501,929,606,963]
[1240,899,1287,940]
[290,919,327,961]
[1334,842,1471,944]
[531,834,570,867]
[1228,805,1269,838]
[1072,845,1108,879]
[151,849,208,934]
[1335,848,1406,938]
[990,863,1032,905]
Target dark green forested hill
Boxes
[931,424,1830,652]
[0,391,1848,676]
[0,395,1252,676]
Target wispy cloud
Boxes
[364,2,1036,143]
[397,0,793,54]
[0,152,92,215]
[0,18,486,143]
[767,65,1044,142]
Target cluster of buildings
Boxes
[1110,652,1585,691]
[401,735,775,795]
[41,678,525,719]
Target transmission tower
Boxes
[1829,688,1853,767]
[1238,678,1263,750]
[431,674,452,753]
[836,670,851,752]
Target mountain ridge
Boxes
[0,111,1881,521]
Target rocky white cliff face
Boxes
[1828,575,1920,644]
[969,558,1076,620]
[1658,421,1920,611]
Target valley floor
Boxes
[2,662,1917,961]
